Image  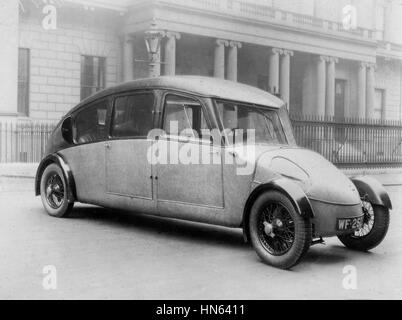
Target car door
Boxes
[155,93,224,223]
[58,98,110,205]
[105,91,156,213]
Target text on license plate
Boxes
[337,216,364,231]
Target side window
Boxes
[74,99,108,144]
[216,101,287,145]
[163,94,209,139]
[111,92,155,138]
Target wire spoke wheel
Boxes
[338,198,390,252]
[257,202,295,256]
[40,163,74,218]
[352,200,374,239]
[249,191,311,269]
[45,173,65,209]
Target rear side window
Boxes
[74,99,108,144]
[111,93,155,138]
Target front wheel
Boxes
[338,201,390,251]
[40,163,74,218]
[248,191,312,270]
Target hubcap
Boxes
[352,200,374,238]
[45,173,65,209]
[263,221,275,238]
[258,203,295,256]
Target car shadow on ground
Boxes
[39,204,377,270]
[302,246,350,265]
[67,204,248,250]
[300,243,374,269]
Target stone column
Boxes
[269,48,282,94]
[280,50,294,108]
[123,34,134,81]
[214,39,228,79]
[325,56,338,118]
[316,56,327,116]
[227,41,242,82]
[164,32,181,76]
[366,63,376,119]
[357,62,367,119]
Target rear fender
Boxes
[351,176,392,210]
[35,153,76,203]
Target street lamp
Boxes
[144,20,165,78]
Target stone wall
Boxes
[18,8,122,120]
[0,0,19,116]
[376,59,402,121]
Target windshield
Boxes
[214,100,296,146]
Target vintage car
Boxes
[36,76,391,269]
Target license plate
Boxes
[337,216,364,231]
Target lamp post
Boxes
[144,20,165,78]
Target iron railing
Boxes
[1,117,402,168]
[0,121,57,163]
[291,115,402,168]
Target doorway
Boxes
[335,79,346,120]
[334,79,347,143]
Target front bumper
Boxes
[310,199,363,237]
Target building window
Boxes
[81,55,106,100]
[374,89,385,120]
[18,48,30,116]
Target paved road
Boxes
[0,176,401,300]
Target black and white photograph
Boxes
[1,0,402,303]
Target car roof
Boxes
[69,76,284,115]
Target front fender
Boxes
[263,178,315,218]
[351,176,392,210]
[242,178,314,242]
[35,153,76,203]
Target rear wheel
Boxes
[40,163,74,218]
[248,191,312,270]
[338,201,389,251]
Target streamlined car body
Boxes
[36,76,391,269]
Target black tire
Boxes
[249,191,312,270]
[338,203,390,251]
[40,163,74,218]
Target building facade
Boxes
[0,0,402,122]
